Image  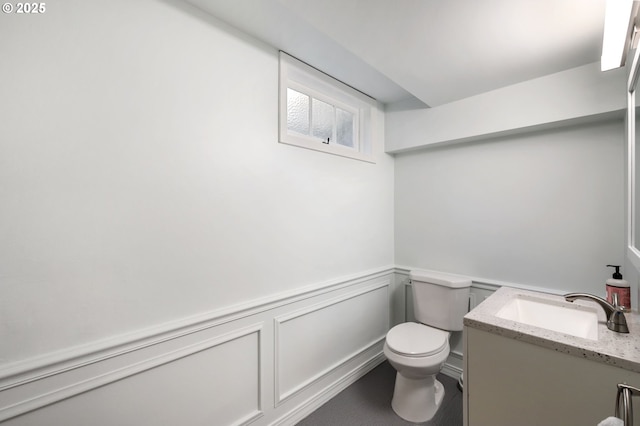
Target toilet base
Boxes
[391,373,445,423]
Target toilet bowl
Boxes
[383,322,450,422]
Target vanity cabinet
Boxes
[464,326,640,426]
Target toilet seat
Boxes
[386,322,448,357]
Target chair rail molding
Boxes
[0,267,396,426]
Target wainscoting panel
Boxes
[3,324,263,426]
[274,282,389,404]
[0,268,396,426]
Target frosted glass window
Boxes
[287,88,310,135]
[311,98,334,142]
[279,52,375,163]
[336,108,355,148]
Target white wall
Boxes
[0,1,395,423]
[394,120,626,297]
[0,0,394,367]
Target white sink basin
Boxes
[495,295,599,340]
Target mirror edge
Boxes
[627,46,640,270]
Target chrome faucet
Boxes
[564,293,629,333]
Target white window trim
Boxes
[279,51,376,163]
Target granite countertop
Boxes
[464,286,640,373]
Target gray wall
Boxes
[394,120,626,297]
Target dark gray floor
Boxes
[297,361,463,426]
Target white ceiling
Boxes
[186,0,606,107]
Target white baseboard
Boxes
[442,351,464,381]
[271,352,386,426]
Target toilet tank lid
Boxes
[409,269,472,288]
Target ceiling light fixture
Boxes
[601,0,639,71]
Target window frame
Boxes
[286,85,360,152]
[278,51,376,163]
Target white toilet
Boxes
[383,270,471,423]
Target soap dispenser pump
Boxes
[606,264,631,311]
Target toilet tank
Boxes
[410,270,472,331]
